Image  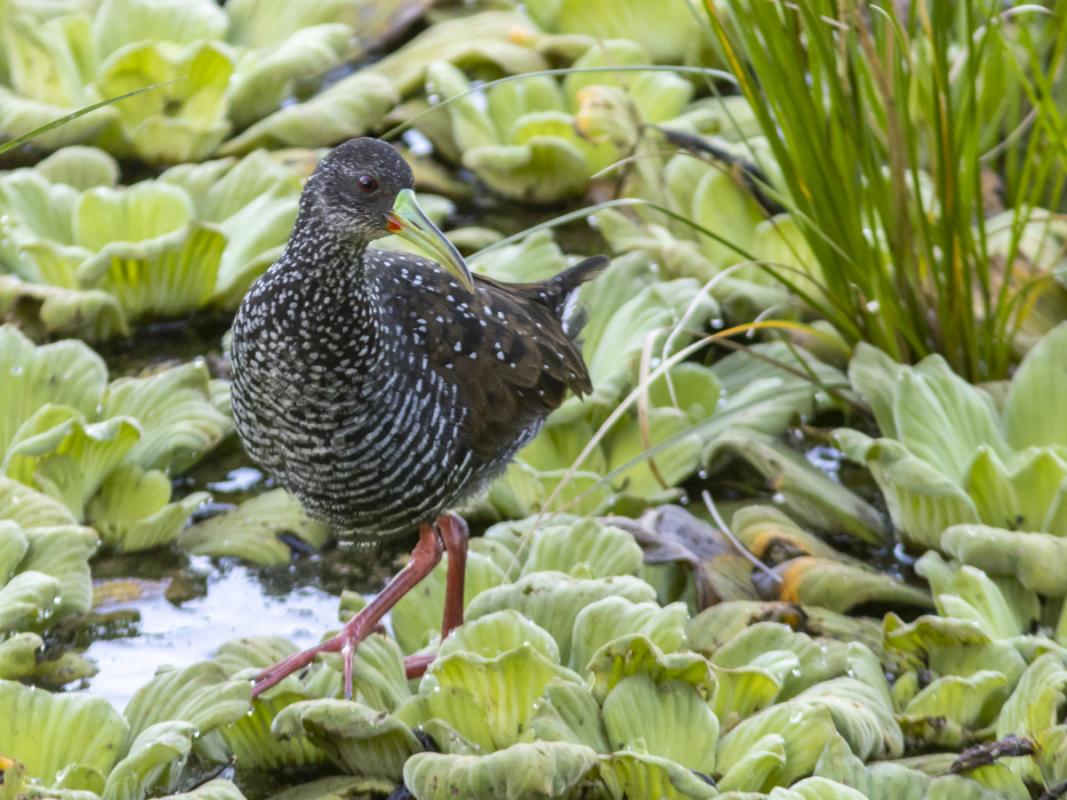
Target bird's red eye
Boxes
[357,175,379,193]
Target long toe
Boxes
[403,651,436,680]
[251,649,321,697]
[251,630,350,698]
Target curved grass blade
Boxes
[0,80,182,156]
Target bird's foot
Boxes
[249,514,469,699]
[251,521,447,700]
[403,652,436,680]
[250,616,372,699]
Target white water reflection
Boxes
[85,558,340,710]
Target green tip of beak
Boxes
[387,189,475,293]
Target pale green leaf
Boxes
[0,678,128,788]
[403,742,598,800]
[1003,322,1067,449]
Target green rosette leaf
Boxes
[0,679,128,792]
[101,361,232,474]
[403,742,598,800]
[273,700,419,782]
[465,572,657,665]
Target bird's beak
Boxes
[386,189,474,293]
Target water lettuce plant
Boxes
[223,10,544,153]
[0,146,300,340]
[0,657,250,800]
[837,322,1067,555]
[523,0,706,65]
[0,517,96,661]
[0,325,229,551]
[421,40,696,203]
[596,127,815,315]
[0,0,409,161]
[1,514,1049,799]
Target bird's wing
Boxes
[374,252,592,460]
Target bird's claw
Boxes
[249,625,364,699]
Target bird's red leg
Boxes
[438,513,469,637]
[252,522,443,699]
[403,513,469,680]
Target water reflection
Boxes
[84,558,338,709]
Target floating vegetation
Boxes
[1,0,1067,799]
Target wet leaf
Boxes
[716,733,786,792]
[940,524,1067,596]
[101,361,232,474]
[995,654,1067,783]
[159,779,247,800]
[710,623,850,700]
[96,41,234,163]
[709,430,888,546]
[401,640,580,751]
[837,327,1067,549]
[530,680,611,752]
[177,489,331,566]
[588,634,715,703]
[265,775,395,800]
[123,660,250,741]
[102,720,197,800]
[598,750,718,800]
[520,518,643,579]
[0,326,106,456]
[0,632,41,679]
[88,464,208,552]
[4,407,140,517]
[569,596,688,673]
[717,703,839,790]
[525,0,705,63]
[687,600,885,659]
[1002,322,1067,449]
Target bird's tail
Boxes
[554,255,611,293]
[549,255,610,336]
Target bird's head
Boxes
[301,137,474,291]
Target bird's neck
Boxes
[278,218,383,364]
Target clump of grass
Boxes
[705,0,1067,381]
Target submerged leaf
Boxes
[177,489,331,566]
